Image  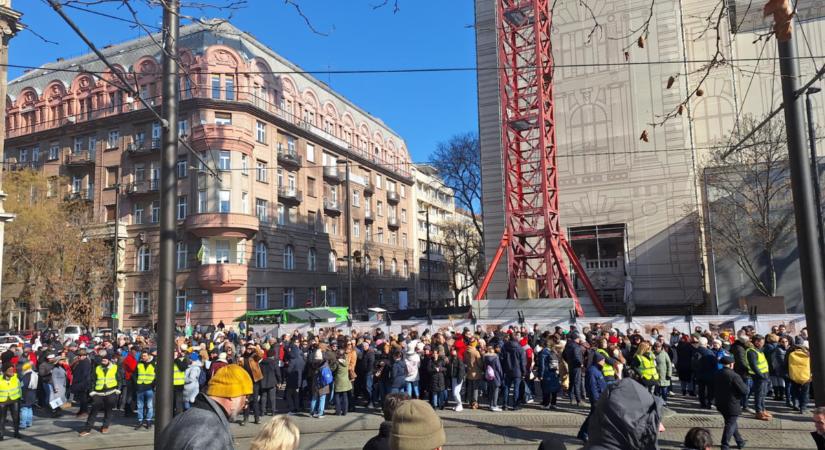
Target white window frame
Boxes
[218,151,231,171]
[308,248,317,271]
[176,195,187,220]
[282,288,295,309]
[255,288,269,310]
[176,242,188,270]
[255,241,268,268]
[218,190,231,213]
[138,245,151,272]
[283,245,295,270]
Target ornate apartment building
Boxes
[475,0,825,314]
[4,21,416,329]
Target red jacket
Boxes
[455,337,468,360]
[122,354,137,381]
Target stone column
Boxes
[0,1,22,326]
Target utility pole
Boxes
[806,87,824,258]
[156,0,179,439]
[774,9,825,406]
[112,179,121,332]
[338,159,352,314]
[420,209,432,314]
[0,1,22,328]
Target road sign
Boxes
[186,301,193,311]
[320,285,327,291]
[111,314,118,319]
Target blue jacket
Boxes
[695,346,718,382]
[585,364,607,402]
[390,359,408,389]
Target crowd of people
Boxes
[0,321,820,449]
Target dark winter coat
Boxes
[284,345,305,390]
[158,393,235,450]
[447,355,466,384]
[770,346,788,378]
[812,431,825,450]
[714,366,749,417]
[259,357,278,390]
[500,339,527,378]
[389,359,408,390]
[586,378,663,450]
[731,340,751,378]
[427,356,447,392]
[70,357,92,393]
[585,364,607,402]
[20,371,38,406]
[362,420,392,450]
[694,346,717,383]
[675,341,695,380]
[536,347,561,394]
[562,340,584,369]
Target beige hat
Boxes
[390,399,446,450]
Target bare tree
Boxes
[430,133,483,240]
[440,219,483,305]
[704,115,794,297]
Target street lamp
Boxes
[336,158,353,314]
[418,209,431,316]
[806,87,824,259]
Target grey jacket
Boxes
[158,393,235,450]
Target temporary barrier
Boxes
[252,314,807,340]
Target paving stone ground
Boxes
[2,391,818,449]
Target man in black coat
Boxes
[259,350,278,415]
[562,333,584,406]
[500,333,526,410]
[813,407,825,450]
[714,354,748,450]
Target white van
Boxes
[63,325,86,342]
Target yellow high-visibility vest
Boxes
[635,354,659,381]
[95,365,118,391]
[137,363,156,385]
[747,348,769,375]
[0,375,21,402]
[596,349,615,378]
[173,364,185,386]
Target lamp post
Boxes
[419,209,431,315]
[337,159,352,314]
[112,180,120,332]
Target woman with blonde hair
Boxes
[249,415,300,450]
[630,341,659,390]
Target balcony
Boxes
[387,190,400,204]
[184,213,259,239]
[190,124,255,156]
[364,210,374,223]
[323,198,342,215]
[387,217,400,229]
[124,179,159,196]
[323,166,343,183]
[277,148,302,168]
[65,189,94,202]
[126,139,161,156]
[277,187,303,204]
[364,182,375,196]
[197,263,248,293]
[66,151,95,166]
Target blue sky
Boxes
[9,0,479,163]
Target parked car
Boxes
[62,325,86,342]
[0,335,24,353]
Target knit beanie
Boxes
[390,399,446,450]
[206,364,253,398]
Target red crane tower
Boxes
[474,0,606,316]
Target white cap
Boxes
[802,341,809,349]
[699,337,708,347]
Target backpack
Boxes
[318,363,334,387]
[485,364,496,381]
[788,350,811,385]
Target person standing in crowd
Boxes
[283,338,304,415]
[334,349,353,416]
[183,352,203,411]
[51,355,69,413]
[562,332,584,406]
[134,350,156,430]
[249,414,301,450]
[427,348,447,410]
[259,346,278,416]
[731,332,753,413]
[675,334,696,396]
[403,345,420,399]
[19,362,37,431]
[447,346,466,411]
[120,346,138,417]
[172,349,189,416]
[536,337,561,410]
[239,344,264,425]
[787,341,812,414]
[812,407,825,450]
[695,338,718,409]
[0,363,21,440]
[79,351,122,436]
[388,350,407,395]
[364,392,409,450]
[70,348,92,417]
[771,336,791,405]
[308,348,332,418]
[464,339,482,409]
[631,341,659,390]
[576,352,606,442]
[714,354,748,450]
[501,332,526,411]
[653,341,672,406]
[483,344,503,412]
[747,335,771,420]
[38,354,56,416]
[389,399,446,450]
[159,364,253,450]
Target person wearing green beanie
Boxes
[158,364,253,450]
[390,399,446,450]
